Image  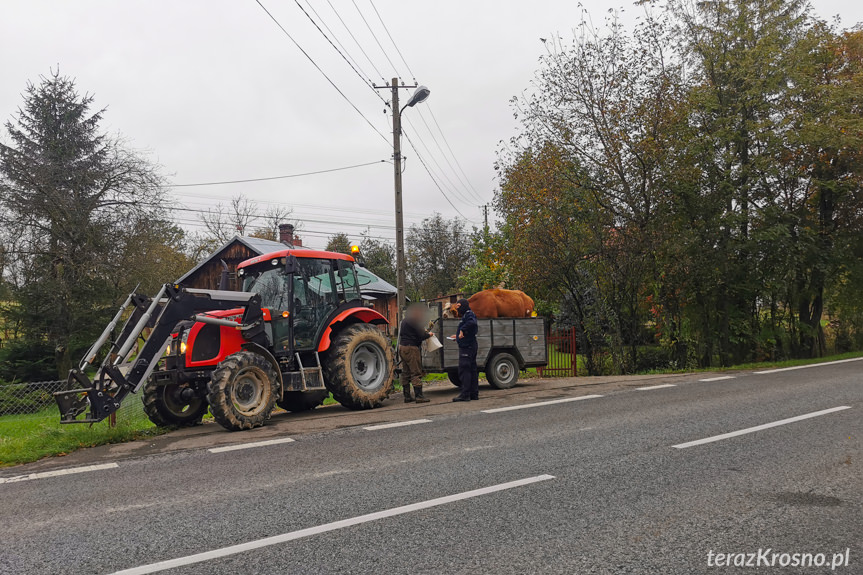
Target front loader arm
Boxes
[55,284,265,424]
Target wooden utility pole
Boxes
[375,78,427,329]
[390,77,407,329]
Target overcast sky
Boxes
[2,0,861,249]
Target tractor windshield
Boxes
[242,268,290,311]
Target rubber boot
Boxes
[414,384,430,403]
[403,382,415,403]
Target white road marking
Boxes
[481,395,603,414]
[364,419,432,431]
[754,357,863,375]
[207,437,295,453]
[672,406,852,449]
[699,375,736,382]
[636,384,677,391]
[0,462,118,484]
[110,474,556,575]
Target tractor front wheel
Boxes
[142,381,208,427]
[207,351,279,431]
[323,324,394,409]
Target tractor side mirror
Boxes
[284,255,299,275]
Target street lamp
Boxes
[404,85,431,109]
[388,80,430,330]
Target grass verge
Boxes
[0,401,168,468]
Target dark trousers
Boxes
[457,343,479,399]
[399,345,423,389]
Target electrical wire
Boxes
[253,0,389,145]
[350,0,401,78]
[424,103,487,201]
[283,0,476,217]
[171,160,386,187]
[293,0,379,91]
[301,0,374,83]
[255,0,478,224]
[325,0,386,81]
[361,0,487,204]
[401,117,476,207]
[367,0,415,80]
[402,129,475,222]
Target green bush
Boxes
[0,339,57,382]
[635,346,674,372]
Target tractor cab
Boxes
[237,250,366,354]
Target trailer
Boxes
[421,303,547,389]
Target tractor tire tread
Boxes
[323,324,394,410]
[207,351,279,431]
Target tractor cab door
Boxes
[334,259,362,303]
[292,258,340,350]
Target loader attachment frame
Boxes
[55,284,267,424]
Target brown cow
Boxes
[442,289,535,319]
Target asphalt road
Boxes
[0,360,860,574]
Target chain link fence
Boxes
[0,379,149,425]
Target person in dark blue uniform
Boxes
[452,298,479,401]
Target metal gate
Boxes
[537,327,577,377]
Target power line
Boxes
[293,0,379,91]
[362,0,487,203]
[253,0,389,145]
[288,3,474,216]
[401,116,476,207]
[423,104,487,202]
[350,0,402,78]
[301,0,375,83]
[171,160,386,187]
[367,0,415,80]
[325,0,386,82]
[408,111,483,204]
[402,129,475,222]
[256,0,477,224]
[172,191,432,220]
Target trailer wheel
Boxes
[142,381,208,427]
[447,369,461,387]
[277,390,329,413]
[486,352,519,389]
[207,351,279,430]
[323,324,394,409]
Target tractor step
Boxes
[293,352,324,391]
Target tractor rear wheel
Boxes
[142,381,208,427]
[277,390,329,413]
[207,351,279,431]
[323,324,394,409]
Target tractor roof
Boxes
[237,249,355,269]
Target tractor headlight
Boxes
[180,329,190,355]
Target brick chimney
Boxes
[278,223,302,247]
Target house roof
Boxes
[175,235,291,284]
[357,266,397,296]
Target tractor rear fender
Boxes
[240,342,285,400]
[317,308,388,352]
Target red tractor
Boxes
[55,249,395,431]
